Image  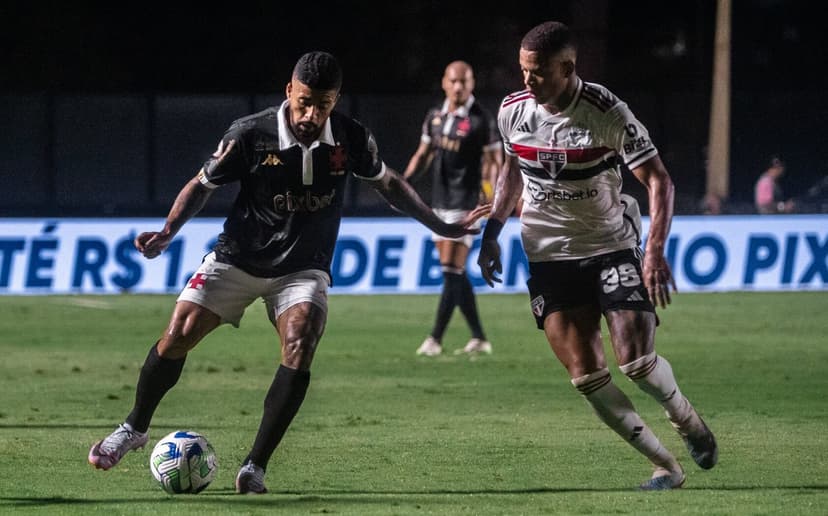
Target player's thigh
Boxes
[593,249,657,364]
[436,240,470,270]
[528,259,605,377]
[263,269,329,369]
[543,306,606,378]
[177,252,262,327]
[605,310,657,365]
[159,301,222,358]
[275,302,327,369]
[432,208,477,250]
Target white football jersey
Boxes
[498,77,657,261]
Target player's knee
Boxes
[619,351,657,382]
[571,368,612,396]
[282,333,319,368]
[162,306,216,353]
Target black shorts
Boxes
[527,249,655,329]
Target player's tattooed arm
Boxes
[134,176,213,259]
[134,140,235,258]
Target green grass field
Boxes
[0,291,826,515]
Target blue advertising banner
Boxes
[0,216,826,294]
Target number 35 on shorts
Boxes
[600,263,641,293]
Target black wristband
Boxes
[481,218,504,241]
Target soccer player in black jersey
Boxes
[404,61,503,356]
[88,51,488,494]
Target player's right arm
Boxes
[134,176,214,259]
[134,139,237,259]
[477,153,522,286]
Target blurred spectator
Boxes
[699,192,724,215]
[754,156,795,214]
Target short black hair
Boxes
[292,51,342,91]
[521,21,576,56]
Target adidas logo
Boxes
[516,121,532,133]
[626,291,644,302]
[629,425,643,442]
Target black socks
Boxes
[126,343,186,433]
[245,364,311,470]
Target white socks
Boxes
[619,352,693,426]
[572,369,676,469]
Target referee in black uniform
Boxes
[405,61,503,356]
[88,51,488,494]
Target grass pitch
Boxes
[0,291,826,515]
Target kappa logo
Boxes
[538,150,567,177]
[261,153,283,166]
[531,295,545,317]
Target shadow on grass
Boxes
[0,423,235,430]
[3,485,827,508]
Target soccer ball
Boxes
[149,430,218,494]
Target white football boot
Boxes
[88,423,149,470]
[416,336,442,356]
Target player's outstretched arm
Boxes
[373,166,489,238]
[631,155,676,308]
[134,174,214,259]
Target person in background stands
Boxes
[755,155,795,214]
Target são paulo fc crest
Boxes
[538,150,567,177]
[531,295,545,317]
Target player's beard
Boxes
[295,122,320,140]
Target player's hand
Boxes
[477,238,503,287]
[462,204,492,230]
[134,230,174,259]
[643,253,676,309]
[434,204,491,238]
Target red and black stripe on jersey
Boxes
[205,107,382,279]
[511,143,618,180]
[501,89,534,108]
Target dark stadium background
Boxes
[2,1,826,216]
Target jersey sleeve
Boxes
[420,110,434,145]
[599,102,658,171]
[198,125,250,189]
[497,93,528,157]
[351,125,387,182]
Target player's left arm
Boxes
[630,155,676,308]
[372,166,489,238]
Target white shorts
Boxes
[431,209,480,248]
[177,252,330,327]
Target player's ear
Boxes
[285,81,292,98]
[562,59,575,78]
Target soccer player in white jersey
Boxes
[477,21,718,490]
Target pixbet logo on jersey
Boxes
[526,179,598,203]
